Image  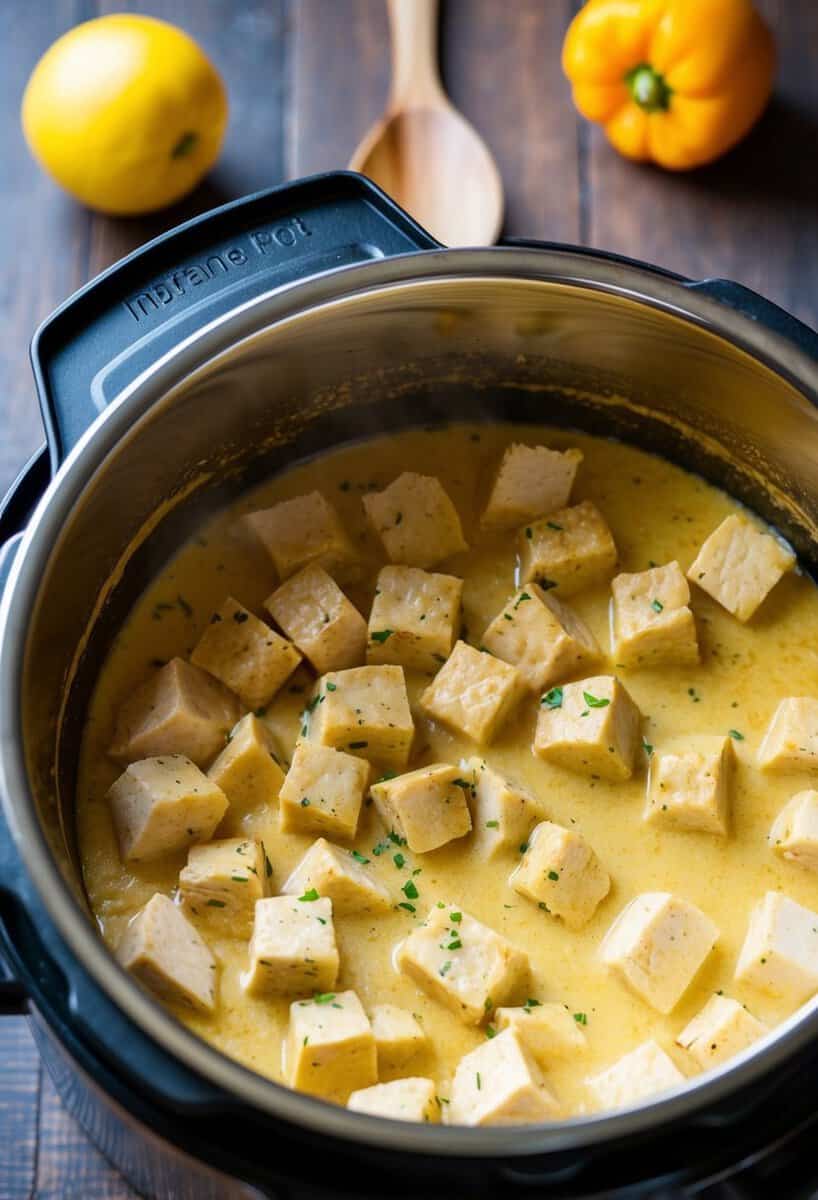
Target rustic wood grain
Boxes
[0,1019,41,1199]
[289,0,390,178]
[0,0,91,494]
[443,0,581,243]
[35,1069,138,1200]
[0,2,817,1195]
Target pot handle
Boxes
[684,278,818,360]
[502,237,818,361]
[32,171,440,471]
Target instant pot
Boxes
[1,172,818,1199]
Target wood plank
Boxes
[0,0,91,495]
[585,0,818,324]
[289,0,390,179]
[0,1020,40,1200]
[442,0,580,242]
[88,0,289,273]
[35,1066,138,1200]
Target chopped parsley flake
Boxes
[583,691,610,708]
[650,598,664,613]
[439,961,452,976]
[398,902,416,913]
[402,880,419,900]
[370,629,393,644]
[485,820,500,829]
[513,591,532,610]
[299,888,320,902]
[325,681,337,691]
[393,853,406,869]
[547,870,560,881]
[643,738,654,757]
[446,939,462,950]
[351,850,370,864]
[485,1025,497,1039]
[546,521,563,531]
[450,912,462,923]
[314,993,336,1005]
[573,1012,588,1025]
[542,686,563,709]
[728,729,745,740]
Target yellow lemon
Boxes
[22,14,228,215]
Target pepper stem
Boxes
[626,64,672,113]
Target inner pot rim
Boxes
[2,248,818,1157]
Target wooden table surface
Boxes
[1,1,816,1195]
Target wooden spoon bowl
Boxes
[349,0,504,246]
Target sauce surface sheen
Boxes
[77,423,818,1116]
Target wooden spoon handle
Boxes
[387,0,443,109]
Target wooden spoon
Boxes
[349,0,504,246]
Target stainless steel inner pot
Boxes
[3,242,818,1159]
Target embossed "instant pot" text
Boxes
[123,217,311,323]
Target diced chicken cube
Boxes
[107,755,228,863]
[348,1077,439,1123]
[420,641,525,744]
[461,757,540,860]
[265,564,367,675]
[587,1041,684,1110]
[495,1002,586,1065]
[611,561,699,668]
[287,989,377,1101]
[178,837,269,933]
[481,443,582,533]
[279,742,369,841]
[362,472,468,568]
[281,838,392,915]
[601,892,719,1014]
[244,490,359,582]
[366,565,462,674]
[396,904,529,1024]
[241,895,339,997]
[207,714,286,824]
[734,891,818,1005]
[481,584,600,692]
[117,893,217,1015]
[644,736,733,836]
[510,820,610,928]
[190,596,301,710]
[533,675,642,782]
[687,514,795,622]
[448,1029,560,1125]
[370,1004,428,1071]
[676,994,767,1069]
[307,665,414,770]
[769,790,818,872]
[110,657,240,767]
[370,763,472,853]
[519,500,616,594]
[758,698,818,773]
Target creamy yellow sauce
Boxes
[77,423,818,1116]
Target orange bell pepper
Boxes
[562,0,775,170]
